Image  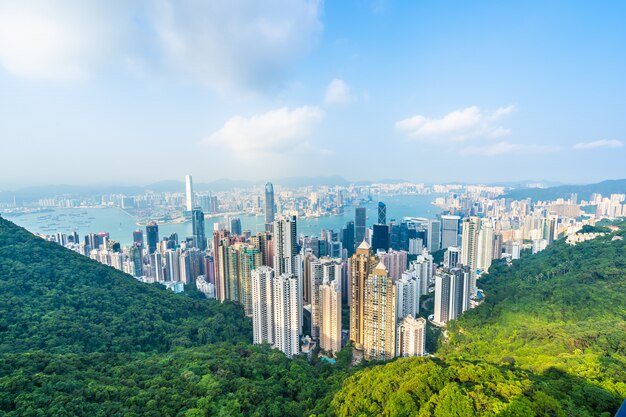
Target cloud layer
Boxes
[573,139,623,150]
[396,105,515,142]
[204,106,325,157]
[462,141,562,156]
[324,79,352,104]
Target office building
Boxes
[355,207,366,245]
[341,221,355,257]
[378,201,387,224]
[191,208,206,251]
[132,229,143,248]
[372,224,390,252]
[185,175,194,212]
[230,217,242,236]
[426,219,441,252]
[265,182,276,226]
[440,215,460,249]
[146,221,159,255]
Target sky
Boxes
[1,0,625,189]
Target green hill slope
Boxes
[327,229,626,416]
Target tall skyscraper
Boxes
[477,220,494,272]
[440,215,460,249]
[230,217,242,235]
[232,243,262,316]
[426,219,441,252]
[396,316,426,357]
[273,216,297,275]
[355,207,366,245]
[377,249,407,281]
[129,245,143,277]
[444,246,461,269]
[460,216,480,273]
[377,201,387,225]
[191,208,206,251]
[349,241,378,349]
[273,273,302,358]
[395,270,420,320]
[320,280,342,355]
[264,182,276,225]
[146,221,159,255]
[309,258,324,339]
[185,174,194,212]
[341,221,355,257]
[433,268,470,325]
[372,224,390,253]
[165,249,181,282]
[132,229,144,248]
[251,266,275,345]
[363,262,397,361]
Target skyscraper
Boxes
[377,249,408,281]
[252,266,275,345]
[355,207,366,245]
[230,217,242,235]
[185,174,194,212]
[460,216,480,273]
[372,224,390,253]
[440,215,460,249]
[395,270,420,320]
[191,208,206,251]
[146,221,159,255]
[273,273,302,358]
[320,280,342,355]
[396,316,426,357]
[349,241,378,349]
[433,268,470,325]
[377,201,386,225]
[132,229,144,248]
[309,258,323,339]
[264,182,276,225]
[476,220,494,272]
[273,216,297,275]
[363,262,397,361]
[341,221,355,257]
[426,219,441,252]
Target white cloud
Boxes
[462,141,562,157]
[204,106,325,157]
[396,105,515,142]
[324,79,352,104]
[0,1,124,80]
[572,139,624,150]
[152,0,323,92]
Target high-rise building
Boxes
[377,201,387,225]
[191,208,206,251]
[272,273,302,358]
[349,241,378,349]
[355,207,366,245]
[395,270,420,320]
[440,215,460,249]
[264,182,276,226]
[185,175,194,212]
[476,220,494,272]
[273,216,297,275]
[341,221,355,257]
[426,219,441,252]
[377,249,408,281]
[129,245,143,277]
[372,224,390,253]
[146,221,159,255]
[363,262,397,361]
[132,230,144,248]
[320,280,342,355]
[230,217,242,236]
[433,268,470,325]
[460,216,480,273]
[309,258,324,339]
[396,316,426,357]
[251,266,275,345]
[444,246,461,269]
[165,249,181,282]
[232,243,262,316]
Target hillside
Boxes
[0,217,625,416]
[503,178,626,201]
[327,228,626,416]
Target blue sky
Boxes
[0,0,625,188]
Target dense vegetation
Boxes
[502,178,626,201]
[0,217,624,416]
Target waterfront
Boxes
[3,194,441,246]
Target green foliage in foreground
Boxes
[0,217,625,416]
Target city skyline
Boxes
[1,1,626,188]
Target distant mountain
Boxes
[503,178,626,201]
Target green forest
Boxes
[0,217,624,416]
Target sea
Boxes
[3,194,442,247]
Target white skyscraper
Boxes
[185,174,194,212]
[273,273,301,358]
[409,251,433,296]
[396,316,426,357]
[395,270,420,320]
[273,216,298,275]
[320,280,342,355]
[251,266,275,346]
[433,268,470,326]
[477,220,494,272]
[460,216,480,273]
